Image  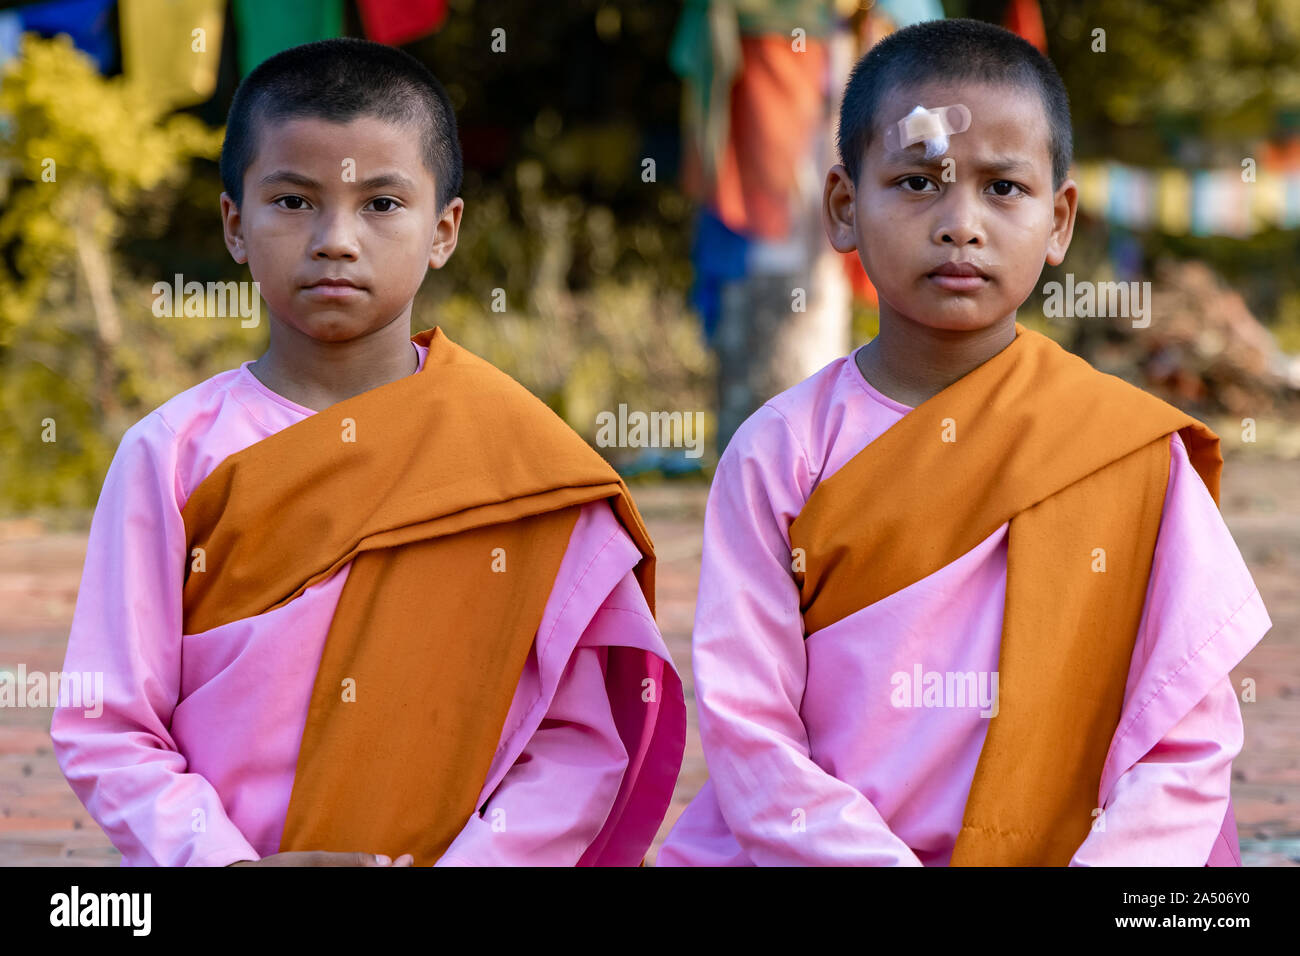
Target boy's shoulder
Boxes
[108,365,261,493]
[126,366,250,442]
[766,351,858,423]
[726,351,862,465]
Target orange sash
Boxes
[789,323,1221,864]
[181,328,654,865]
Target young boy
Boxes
[50,38,684,867]
[658,19,1270,866]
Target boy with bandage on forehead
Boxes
[659,18,1269,866]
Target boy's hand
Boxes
[227,852,415,866]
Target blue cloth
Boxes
[689,207,750,342]
[1190,169,1212,237]
[1105,162,1128,227]
[1285,173,1300,229]
[17,0,116,72]
[1107,228,1142,282]
[0,11,23,68]
[876,0,947,28]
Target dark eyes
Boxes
[272,195,402,212]
[899,177,1024,197]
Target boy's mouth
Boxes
[927,260,989,292]
[302,276,367,298]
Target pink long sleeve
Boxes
[685,405,923,866]
[436,643,628,866]
[1070,430,1266,866]
[1070,676,1241,866]
[50,416,260,867]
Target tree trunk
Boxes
[714,243,850,454]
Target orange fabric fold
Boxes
[789,323,1222,864]
[180,327,655,865]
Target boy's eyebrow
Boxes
[879,149,1036,176]
[257,169,420,192]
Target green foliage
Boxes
[1041,0,1300,342]
[1273,289,1300,352]
[421,158,712,452]
[0,28,713,514]
[850,302,879,345]
[0,35,225,512]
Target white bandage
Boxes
[884,104,972,159]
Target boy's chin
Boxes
[887,310,1011,334]
[275,313,389,343]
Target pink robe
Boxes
[51,342,686,866]
[658,346,1270,866]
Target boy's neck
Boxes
[248,316,421,413]
[856,314,1017,408]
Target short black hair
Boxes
[836,18,1072,192]
[220,37,463,214]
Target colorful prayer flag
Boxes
[232,0,343,76]
[120,0,225,109]
[357,0,448,47]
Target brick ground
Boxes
[1,457,1296,866]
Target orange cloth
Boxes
[181,327,654,865]
[789,324,1221,863]
[682,34,828,239]
[842,250,877,306]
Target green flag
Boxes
[233,0,344,76]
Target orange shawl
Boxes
[789,323,1221,864]
[181,327,654,865]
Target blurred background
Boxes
[0,0,1297,865]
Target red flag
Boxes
[1003,0,1047,54]
[357,0,449,46]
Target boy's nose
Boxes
[933,210,984,246]
[937,227,983,246]
[311,209,361,260]
[932,185,985,246]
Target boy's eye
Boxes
[898,177,1025,198]
[270,196,402,212]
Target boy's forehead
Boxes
[250,113,432,182]
[870,81,1050,171]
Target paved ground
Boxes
[1,456,1296,866]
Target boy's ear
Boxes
[1045,178,1078,267]
[428,196,464,270]
[822,164,858,254]
[219,192,248,265]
